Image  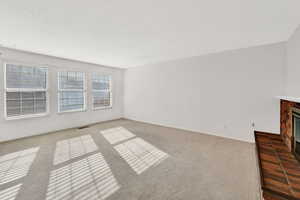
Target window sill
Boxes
[5,112,49,121]
[58,109,87,114]
[93,106,112,111]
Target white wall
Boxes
[0,47,124,142]
[124,43,286,142]
[0,40,290,143]
[286,25,300,97]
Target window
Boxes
[58,72,86,113]
[92,74,112,109]
[4,63,48,119]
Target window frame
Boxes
[57,71,87,114]
[92,74,113,110]
[3,62,49,120]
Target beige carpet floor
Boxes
[0,119,261,200]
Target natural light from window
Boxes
[53,135,98,165]
[46,153,120,200]
[0,184,22,200]
[5,64,48,119]
[92,74,112,109]
[0,147,39,185]
[100,127,135,145]
[58,71,86,113]
[114,138,169,174]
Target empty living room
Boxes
[0,1,300,200]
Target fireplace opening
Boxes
[293,111,300,158]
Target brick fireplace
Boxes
[280,99,300,153]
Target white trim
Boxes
[57,71,87,113]
[57,108,87,114]
[6,88,48,92]
[5,112,49,121]
[276,96,300,103]
[91,74,113,110]
[3,62,49,120]
[4,64,7,119]
[93,106,113,111]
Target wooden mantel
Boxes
[277,96,300,104]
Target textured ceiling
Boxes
[0,0,299,68]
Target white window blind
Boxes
[92,74,112,109]
[5,64,48,119]
[58,72,86,112]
